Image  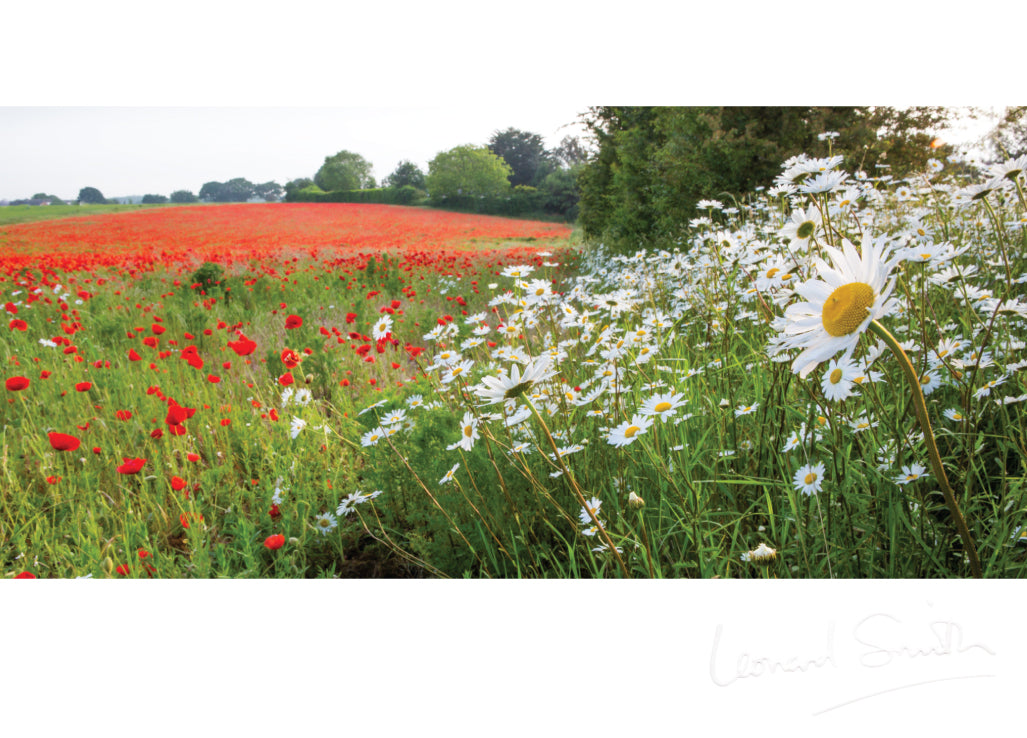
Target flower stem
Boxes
[868,320,982,578]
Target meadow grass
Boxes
[3,151,1027,579]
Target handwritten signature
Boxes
[710,612,996,690]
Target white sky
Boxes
[0,106,589,201]
[0,1,1018,203]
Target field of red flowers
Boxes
[1,203,576,579]
[0,203,573,274]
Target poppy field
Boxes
[4,151,1027,579]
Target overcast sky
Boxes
[0,2,1016,203]
[0,106,589,201]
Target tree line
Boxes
[283,128,589,220]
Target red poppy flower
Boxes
[171,476,187,491]
[186,452,200,462]
[6,376,30,391]
[115,564,131,576]
[40,370,52,379]
[285,314,303,329]
[75,381,92,392]
[264,533,285,550]
[48,432,81,452]
[227,337,256,356]
[4,302,17,314]
[116,410,133,421]
[14,571,36,579]
[137,549,151,560]
[180,512,203,528]
[207,374,220,383]
[9,319,27,331]
[128,348,142,361]
[150,428,164,439]
[46,475,61,484]
[345,312,357,324]
[268,503,281,519]
[92,446,101,454]
[281,348,301,368]
[116,457,146,474]
[278,372,294,386]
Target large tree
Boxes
[199,178,256,203]
[426,145,513,199]
[77,186,106,204]
[488,128,552,187]
[253,181,284,202]
[314,150,375,192]
[384,160,426,189]
[170,190,198,203]
[578,106,954,250]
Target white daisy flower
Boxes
[780,236,899,378]
[793,462,825,496]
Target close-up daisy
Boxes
[793,462,825,496]
[780,236,899,378]
[607,414,654,448]
[473,354,557,405]
[639,390,687,422]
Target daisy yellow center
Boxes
[805,472,818,485]
[624,425,641,438]
[319,519,331,528]
[463,425,474,437]
[765,267,780,279]
[654,401,672,413]
[829,368,843,384]
[920,374,931,385]
[822,282,875,337]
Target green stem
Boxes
[868,320,983,578]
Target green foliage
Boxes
[190,261,225,295]
[488,128,554,187]
[77,186,106,204]
[577,106,955,251]
[314,150,375,192]
[169,190,198,203]
[284,178,315,202]
[426,144,513,200]
[384,160,426,190]
[141,194,169,204]
[199,178,256,203]
[288,186,423,205]
[253,181,284,202]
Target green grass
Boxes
[0,202,192,227]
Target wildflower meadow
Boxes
[4,150,1027,579]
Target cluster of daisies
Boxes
[323,146,1026,562]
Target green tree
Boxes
[141,194,169,204]
[170,190,198,203]
[199,179,255,203]
[314,150,375,192]
[488,128,552,187]
[426,145,512,199]
[31,193,64,204]
[284,178,314,201]
[551,135,590,168]
[253,181,284,202]
[77,186,106,204]
[578,106,954,250]
[384,160,426,189]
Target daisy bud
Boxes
[747,543,778,565]
[627,491,645,509]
